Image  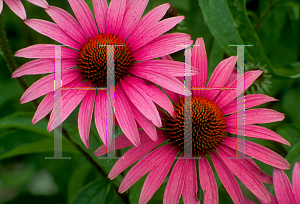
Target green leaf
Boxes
[273,62,300,78]
[198,0,274,73]
[277,123,300,152]
[128,175,146,204]
[71,178,124,204]
[285,140,300,179]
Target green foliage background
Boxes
[0,0,299,203]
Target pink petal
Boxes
[204,56,237,101]
[126,3,170,47]
[226,125,290,146]
[223,137,290,169]
[118,0,148,40]
[12,58,78,78]
[46,6,88,44]
[198,157,218,204]
[32,78,82,124]
[293,162,300,204]
[273,168,297,204]
[78,90,96,149]
[226,108,285,125]
[130,16,185,51]
[125,76,174,117]
[192,38,207,97]
[68,0,98,38]
[115,84,140,147]
[119,144,174,193]
[222,94,278,115]
[245,198,256,204]
[4,0,26,20]
[24,19,81,49]
[217,145,271,203]
[92,0,108,34]
[94,129,167,157]
[139,147,177,204]
[20,69,81,104]
[163,88,181,104]
[130,69,191,96]
[47,81,89,132]
[108,139,169,180]
[127,98,158,141]
[210,151,245,204]
[163,156,186,204]
[15,44,79,59]
[182,159,200,204]
[215,70,263,108]
[125,0,135,10]
[106,0,125,35]
[259,192,279,204]
[26,0,49,8]
[0,0,3,14]
[224,68,238,87]
[94,90,108,145]
[132,59,199,77]
[121,78,161,127]
[132,33,192,61]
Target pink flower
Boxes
[12,0,195,148]
[0,0,48,20]
[95,38,290,204]
[269,162,300,204]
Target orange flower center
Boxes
[77,34,134,87]
[164,96,227,156]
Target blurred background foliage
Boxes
[0,0,299,203]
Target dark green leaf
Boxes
[277,123,300,152]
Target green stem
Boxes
[0,14,128,203]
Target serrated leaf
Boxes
[198,0,274,73]
[71,178,124,204]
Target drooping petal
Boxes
[132,59,199,77]
[198,156,218,204]
[215,70,263,108]
[119,144,174,193]
[130,69,191,96]
[68,0,98,38]
[108,139,168,180]
[12,58,78,78]
[121,78,161,127]
[217,145,271,203]
[94,129,167,157]
[15,44,79,59]
[47,81,90,132]
[139,147,177,204]
[223,137,290,169]
[226,108,285,125]
[115,84,140,147]
[78,90,96,149]
[192,38,207,97]
[130,16,185,51]
[222,94,278,115]
[24,19,82,49]
[293,162,300,204]
[26,0,49,9]
[163,156,186,204]
[204,56,237,100]
[46,6,88,44]
[118,0,148,40]
[20,69,81,104]
[258,192,279,204]
[94,90,108,145]
[126,3,170,45]
[126,76,174,117]
[93,0,108,33]
[132,33,192,61]
[210,151,244,204]
[273,168,297,204]
[106,0,126,35]
[182,159,200,204]
[4,0,26,20]
[226,125,290,146]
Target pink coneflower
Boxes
[12,0,195,148]
[95,38,290,203]
[268,162,300,204]
[0,0,48,20]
